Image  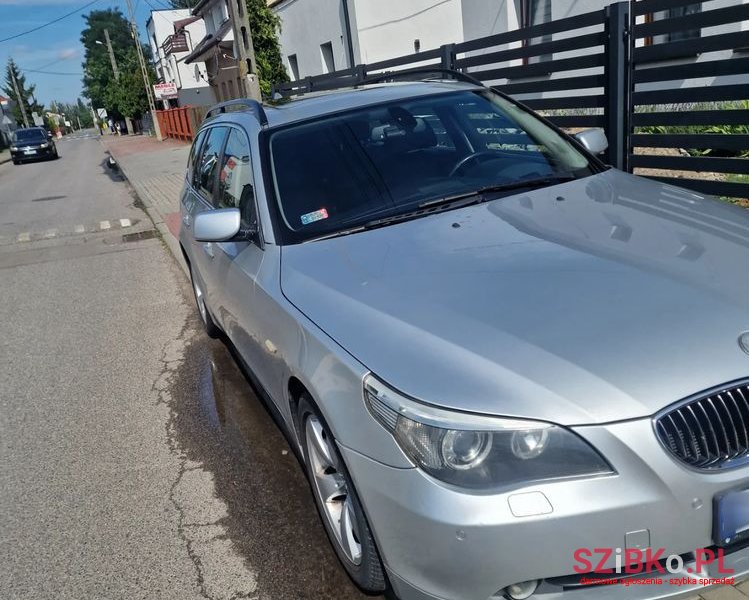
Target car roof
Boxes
[264,81,481,126]
[206,81,483,130]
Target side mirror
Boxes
[574,129,608,155]
[47,132,53,140]
[193,208,241,242]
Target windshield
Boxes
[13,129,47,143]
[268,89,595,242]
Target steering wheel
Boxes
[449,151,508,177]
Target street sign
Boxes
[96,108,108,119]
[153,82,179,100]
[32,112,44,126]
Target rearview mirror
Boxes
[574,129,608,155]
[193,208,241,242]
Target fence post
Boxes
[354,64,367,84]
[604,1,630,170]
[440,43,456,71]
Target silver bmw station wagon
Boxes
[179,74,749,600]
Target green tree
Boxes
[246,0,288,96]
[2,59,44,126]
[81,8,154,119]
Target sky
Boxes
[0,0,169,107]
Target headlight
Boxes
[10,145,17,151]
[40,142,49,148]
[364,375,614,490]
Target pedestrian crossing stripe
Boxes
[5,218,137,245]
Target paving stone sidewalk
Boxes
[101,135,189,271]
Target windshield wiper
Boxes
[307,173,577,242]
[418,173,577,209]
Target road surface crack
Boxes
[153,319,258,600]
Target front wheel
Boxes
[189,264,219,338]
[298,395,386,592]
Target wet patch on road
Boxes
[163,315,374,600]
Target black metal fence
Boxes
[273,0,749,200]
[629,0,749,199]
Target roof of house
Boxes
[182,19,232,64]
[173,15,200,31]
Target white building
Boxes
[271,0,747,89]
[146,9,216,108]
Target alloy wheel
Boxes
[305,415,362,565]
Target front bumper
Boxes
[340,417,749,600]
[11,146,54,161]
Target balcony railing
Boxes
[162,33,189,56]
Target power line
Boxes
[22,69,84,76]
[0,0,102,44]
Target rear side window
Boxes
[196,127,228,202]
[187,129,207,187]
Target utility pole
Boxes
[124,0,163,140]
[103,29,120,81]
[227,0,261,100]
[10,68,29,128]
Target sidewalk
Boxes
[101,135,189,273]
[0,148,11,165]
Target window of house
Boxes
[667,3,701,42]
[520,0,552,64]
[288,54,300,80]
[320,42,335,74]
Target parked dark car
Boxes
[10,127,58,164]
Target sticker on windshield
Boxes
[301,208,329,225]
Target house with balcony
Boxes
[146,9,215,108]
[183,0,247,102]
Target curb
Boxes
[101,141,189,279]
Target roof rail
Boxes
[204,98,268,127]
[359,68,484,88]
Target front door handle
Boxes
[182,214,191,229]
[202,242,214,259]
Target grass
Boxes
[723,173,749,208]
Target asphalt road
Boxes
[0,133,372,600]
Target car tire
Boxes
[53,149,59,159]
[189,264,220,338]
[12,160,19,165]
[298,395,386,593]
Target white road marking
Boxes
[119,218,131,228]
[17,232,31,242]
[100,220,111,230]
[44,229,57,239]
[74,225,85,234]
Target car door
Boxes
[187,125,229,312]
[209,126,281,396]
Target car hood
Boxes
[280,170,749,425]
